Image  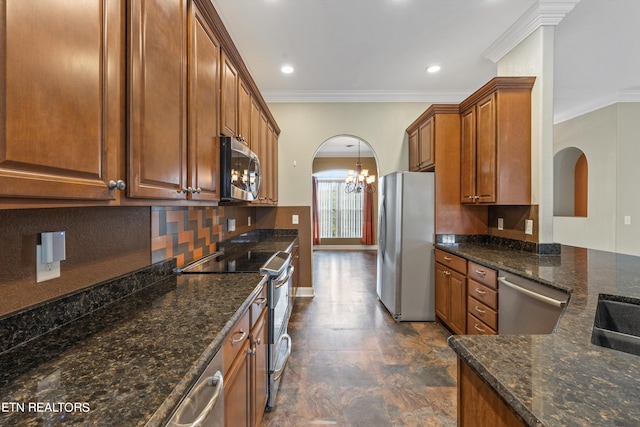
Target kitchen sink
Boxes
[591,294,640,357]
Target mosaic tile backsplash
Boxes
[151,206,224,268]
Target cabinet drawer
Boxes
[467,261,497,289]
[224,308,251,374]
[435,249,467,275]
[250,282,268,329]
[467,279,498,310]
[467,296,497,330]
[467,313,497,335]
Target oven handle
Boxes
[273,333,292,381]
[274,265,294,290]
[172,371,223,427]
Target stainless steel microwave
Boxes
[220,136,261,201]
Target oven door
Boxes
[270,265,294,343]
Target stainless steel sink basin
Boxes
[591,294,640,357]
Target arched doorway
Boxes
[311,135,379,249]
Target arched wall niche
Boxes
[554,147,588,217]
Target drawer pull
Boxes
[443,271,451,276]
[230,328,247,345]
[254,297,267,306]
[474,324,486,333]
[443,256,453,261]
[475,269,486,276]
[474,288,487,296]
[474,306,486,314]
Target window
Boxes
[314,171,363,238]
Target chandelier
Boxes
[345,140,376,193]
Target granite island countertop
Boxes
[0,233,296,426]
[437,243,640,426]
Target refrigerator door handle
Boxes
[379,195,386,261]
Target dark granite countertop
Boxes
[0,231,297,426]
[438,243,640,426]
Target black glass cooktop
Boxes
[177,250,275,274]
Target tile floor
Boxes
[261,250,457,426]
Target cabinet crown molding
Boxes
[459,77,536,112]
[406,104,460,133]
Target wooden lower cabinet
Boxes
[435,262,467,335]
[225,286,269,427]
[225,338,250,426]
[250,309,268,427]
[458,359,525,427]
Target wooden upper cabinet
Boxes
[128,0,188,199]
[267,124,278,204]
[220,51,238,138]
[459,77,535,205]
[188,3,221,201]
[418,117,435,170]
[250,98,261,155]
[408,129,419,172]
[237,78,251,146]
[406,105,457,172]
[1,0,122,201]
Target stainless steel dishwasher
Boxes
[498,271,569,334]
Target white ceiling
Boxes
[211,0,640,156]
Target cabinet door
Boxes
[267,123,278,204]
[418,116,435,170]
[128,0,188,199]
[220,51,238,138]
[188,4,220,201]
[250,98,262,155]
[251,310,268,427]
[408,129,419,172]
[225,339,250,427]
[256,113,269,203]
[238,78,251,146]
[449,270,467,335]
[1,0,121,200]
[460,106,476,203]
[434,263,450,322]
[474,93,497,203]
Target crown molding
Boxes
[262,90,470,104]
[554,89,640,124]
[483,0,581,63]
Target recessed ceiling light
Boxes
[426,65,441,73]
[281,65,294,74]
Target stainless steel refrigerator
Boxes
[376,171,435,321]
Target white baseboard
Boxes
[313,245,377,251]
[295,287,315,298]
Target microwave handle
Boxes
[249,156,261,197]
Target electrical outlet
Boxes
[292,214,299,225]
[624,216,631,225]
[227,218,236,232]
[248,216,252,226]
[498,218,504,231]
[525,219,533,235]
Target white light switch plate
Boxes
[497,218,504,230]
[292,214,299,225]
[525,219,533,235]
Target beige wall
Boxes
[497,26,556,243]
[554,103,640,256]
[268,102,429,207]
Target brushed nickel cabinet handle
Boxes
[231,328,247,345]
[475,288,487,295]
[474,324,486,333]
[475,269,486,276]
[108,180,126,191]
[443,256,453,261]
[474,306,486,314]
